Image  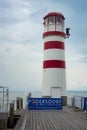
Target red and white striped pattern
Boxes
[42,12,67,97]
[43,32,65,69]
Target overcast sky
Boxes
[0,0,87,91]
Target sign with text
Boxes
[84,98,87,111]
[28,98,62,110]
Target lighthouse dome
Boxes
[44,12,65,20]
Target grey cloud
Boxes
[0,0,87,91]
[0,0,10,9]
[0,0,36,25]
[5,48,11,52]
[80,56,87,63]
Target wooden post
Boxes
[9,103,14,128]
[61,96,67,106]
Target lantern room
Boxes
[43,12,65,32]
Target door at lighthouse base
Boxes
[51,87,61,98]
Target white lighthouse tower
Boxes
[42,12,68,101]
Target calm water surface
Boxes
[0,90,87,109]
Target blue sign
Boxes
[84,98,87,111]
[28,98,62,110]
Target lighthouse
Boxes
[42,12,68,101]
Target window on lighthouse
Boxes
[49,16,54,24]
[56,16,61,24]
[45,18,48,26]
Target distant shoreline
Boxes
[67,90,87,92]
[8,90,87,93]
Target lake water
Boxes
[0,90,87,110]
[9,90,87,108]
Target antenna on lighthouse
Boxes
[66,28,70,38]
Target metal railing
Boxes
[0,86,9,112]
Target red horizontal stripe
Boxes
[43,31,66,38]
[43,60,65,68]
[44,41,64,50]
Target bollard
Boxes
[61,96,67,106]
[9,103,14,128]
